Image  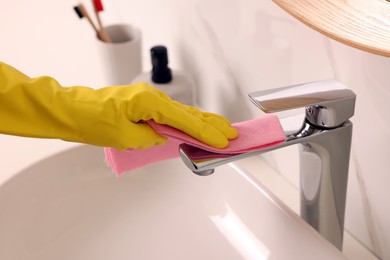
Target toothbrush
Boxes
[92,0,112,43]
[73,3,111,43]
[74,4,99,35]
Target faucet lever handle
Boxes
[248,79,356,128]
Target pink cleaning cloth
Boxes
[104,114,286,176]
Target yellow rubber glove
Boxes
[0,62,238,150]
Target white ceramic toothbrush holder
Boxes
[96,24,142,85]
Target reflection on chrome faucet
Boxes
[179,79,356,250]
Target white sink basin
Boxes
[0,145,345,260]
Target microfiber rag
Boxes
[104,114,286,176]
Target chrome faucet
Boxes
[179,79,356,250]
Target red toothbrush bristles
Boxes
[93,0,104,12]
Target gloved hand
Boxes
[0,62,238,150]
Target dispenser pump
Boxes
[151,46,172,84]
[132,44,195,105]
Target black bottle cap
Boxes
[151,45,172,84]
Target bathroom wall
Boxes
[1,0,388,258]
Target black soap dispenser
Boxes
[132,45,195,105]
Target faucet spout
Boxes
[179,79,356,250]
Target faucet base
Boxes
[192,169,214,176]
[299,121,352,250]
